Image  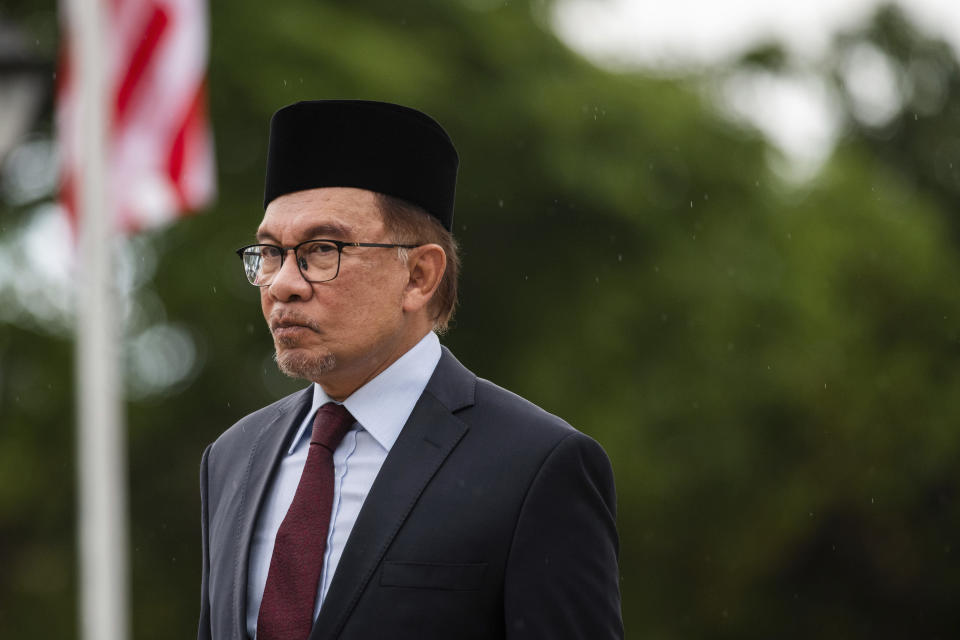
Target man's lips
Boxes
[269,311,322,343]
[272,321,310,330]
[269,311,321,339]
[271,322,315,335]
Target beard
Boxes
[274,345,336,381]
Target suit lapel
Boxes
[230,387,314,638]
[310,348,476,640]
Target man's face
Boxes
[256,187,412,396]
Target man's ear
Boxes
[402,243,446,314]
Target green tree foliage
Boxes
[827,5,960,241]
[2,1,960,638]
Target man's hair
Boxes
[376,193,460,333]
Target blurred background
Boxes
[3,0,960,637]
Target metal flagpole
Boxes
[71,0,130,638]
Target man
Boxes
[198,100,622,640]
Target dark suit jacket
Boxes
[198,348,622,639]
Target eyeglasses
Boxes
[235,239,419,287]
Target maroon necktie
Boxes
[257,402,355,640]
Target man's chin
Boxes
[274,348,336,382]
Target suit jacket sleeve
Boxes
[503,431,623,639]
[198,443,212,640]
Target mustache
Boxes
[268,310,322,333]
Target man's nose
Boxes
[267,249,312,301]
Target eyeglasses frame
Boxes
[235,238,421,287]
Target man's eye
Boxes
[260,246,282,258]
[305,242,336,254]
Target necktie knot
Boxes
[311,402,354,451]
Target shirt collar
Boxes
[287,332,442,455]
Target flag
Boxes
[58,0,216,233]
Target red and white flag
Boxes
[58,0,216,233]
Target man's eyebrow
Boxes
[255,229,278,243]
[254,222,354,244]
[301,222,354,239]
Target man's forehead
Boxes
[256,187,383,241]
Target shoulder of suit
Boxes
[457,377,614,481]
[468,377,581,440]
[206,386,311,460]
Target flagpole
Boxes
[71,0,130,638]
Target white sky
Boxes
[552,0,960,177]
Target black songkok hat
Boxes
[264,100,459,231]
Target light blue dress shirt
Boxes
[245,332,442,638]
